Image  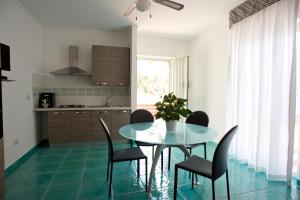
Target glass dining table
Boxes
[119,120,218,195]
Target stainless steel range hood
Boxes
[50,46,90,76]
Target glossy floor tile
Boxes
[5,142,300,200]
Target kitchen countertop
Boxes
[33,106,132,112]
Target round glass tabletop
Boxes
[119,121,218,145]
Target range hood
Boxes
[50,46,90,76]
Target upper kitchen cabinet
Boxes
[92,45,130,86]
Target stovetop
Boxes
[58,105,85,108]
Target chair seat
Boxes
[113,147,147,162]
[136,141,155,147]
[185,142,205,149]
[176,155,212,178]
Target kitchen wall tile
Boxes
[102,87,111,96]
[86,88,93,96]
[51,88,61,96]
[78,88,85,96]
[68,88,78,96]
[111,87,119,96]
[61,88,68,96]
[32,86,131,98]
[93,88,101,96]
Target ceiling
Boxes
[18,0,244,39]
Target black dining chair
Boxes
[130,109,165,170]
[173,126,238,200]
[167,111,209,170]
[98,117,148,199]
[130,109,155,155]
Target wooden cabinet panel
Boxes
[48,111,70,145]
[69,111,91,141]
[111,110,130,141]
[47,109,130,145]
[92,45,130,86]
[92,110,111,140]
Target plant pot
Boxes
[166,120,177,131]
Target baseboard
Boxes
[4,140,48,177]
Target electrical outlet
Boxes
[14,139,19,146]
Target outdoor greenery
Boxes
[155,93,191,121]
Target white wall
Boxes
[130,26,138,110]
[188,20,230,139]
[137,34,189,58]
[0,0,42,168]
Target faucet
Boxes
[105,96,112,107]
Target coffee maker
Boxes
[39,93,55,108]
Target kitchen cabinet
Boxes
[91,110,111,140]
[69,111,92,142]
[48,111,70,145]
[111,110,130,141]
[47,109,130,146]
[92,45,130,86]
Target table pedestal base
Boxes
[147,144,193,195]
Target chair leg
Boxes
[204,143,207,159]
[212,180,215,200]
[130,140,133,148]
[189,149,192,179]
[109,162,113,199]
[161,151,164,171]
[106,161,110,182]
[226,170,230,200]
[137,159,140,177]
[145,158,148,192]
[168,147,171,170]
[174,166,178,200]
[191,173,194,189]
[152,146,154,158]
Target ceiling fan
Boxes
[123,0,184,17]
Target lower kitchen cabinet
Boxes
[92,110,111,140]
[47,109,130,146]
[70,111,92,142]
[48,111,70,145]
[111,110,130,141]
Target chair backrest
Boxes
[130,109,154,124]
[212,126,238,180]
[186,111,209,127]
[98,117,113,161]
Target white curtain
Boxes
[169,57,188,99]
[226,0,298,181]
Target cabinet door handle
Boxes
[75,111,80,114]
[118,110,127,113]
[53,111,60,115]
[60,112,65,114]
[100,82,107,85]
[118,82,124,86]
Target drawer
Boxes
[48,118,70,128]
[48,111,69,119]
[69,111,91,118]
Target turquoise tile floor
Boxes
[4,142,300,200]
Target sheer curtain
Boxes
[226,0,298,181]
[169,57,188,99]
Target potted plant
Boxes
[155,93,192,131]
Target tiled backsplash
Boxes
[33,87,130,97]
